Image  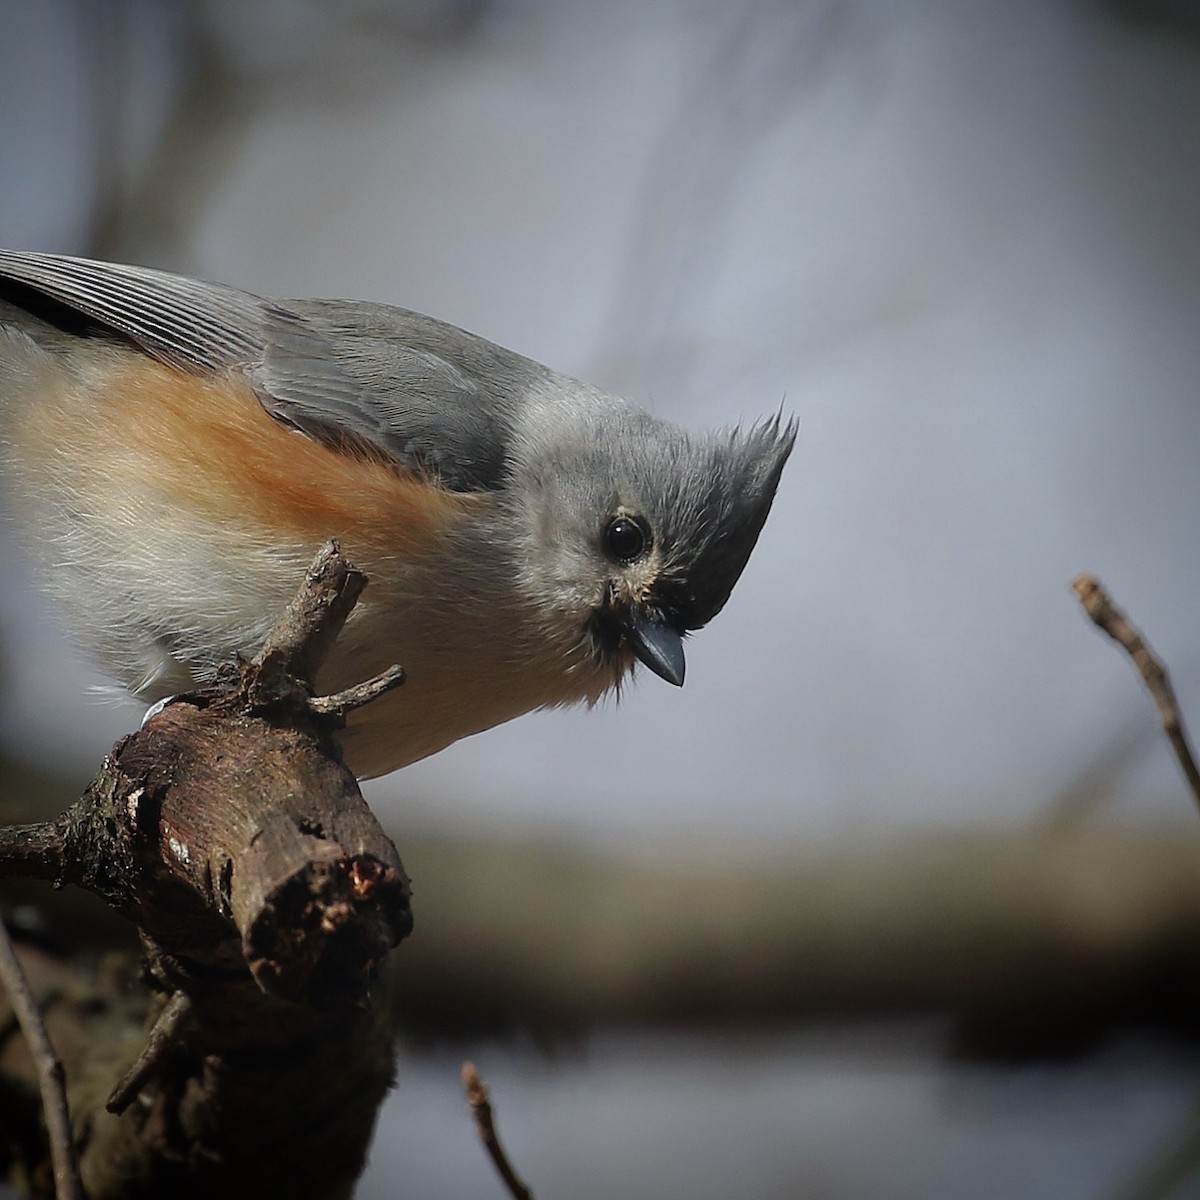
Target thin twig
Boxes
[308,665,406,718]
[461,1061,534,1200]
[0,918,82,1200]
[1073,574,1200,812]
[106,989,193,1114]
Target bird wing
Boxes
[0,249,541,490]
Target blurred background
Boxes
[2,0,1200,1196]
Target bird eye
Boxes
[604,515,649,564]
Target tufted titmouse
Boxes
[0,250,794,778]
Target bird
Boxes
[0,250,794,779]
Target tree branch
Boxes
[1073,573,1200,812]
[0,920,81,1200]
[0,822,67,883]
[0,541,414,1199]
[104,988,192,1115]
[462,1061,535,1200]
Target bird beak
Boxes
[624,607,686,687]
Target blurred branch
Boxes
[388,826,1200,1056]
[1106,1104,1200,1200]
[9,782,1200,1059]
[8,777,1200,1059]
[0,919,81,1200]
[1043,711,1155,832]
[1103,0,1200,42]
[79,0,490,266]
[1073,574,1200,812]
[462,1061,534,1200]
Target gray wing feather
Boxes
[0,250,542,490]
[0,248,262,371]
[256,298,542,487]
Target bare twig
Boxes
[308,664,406,718]
[0,918,82,1200]
[1073,574,1200,813]
[106,988,193,1114]
[461,1061,534,1200]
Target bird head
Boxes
[507,391,796,691]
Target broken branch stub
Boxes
[77,541,410,1006]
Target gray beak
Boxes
[624,608,686,687]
